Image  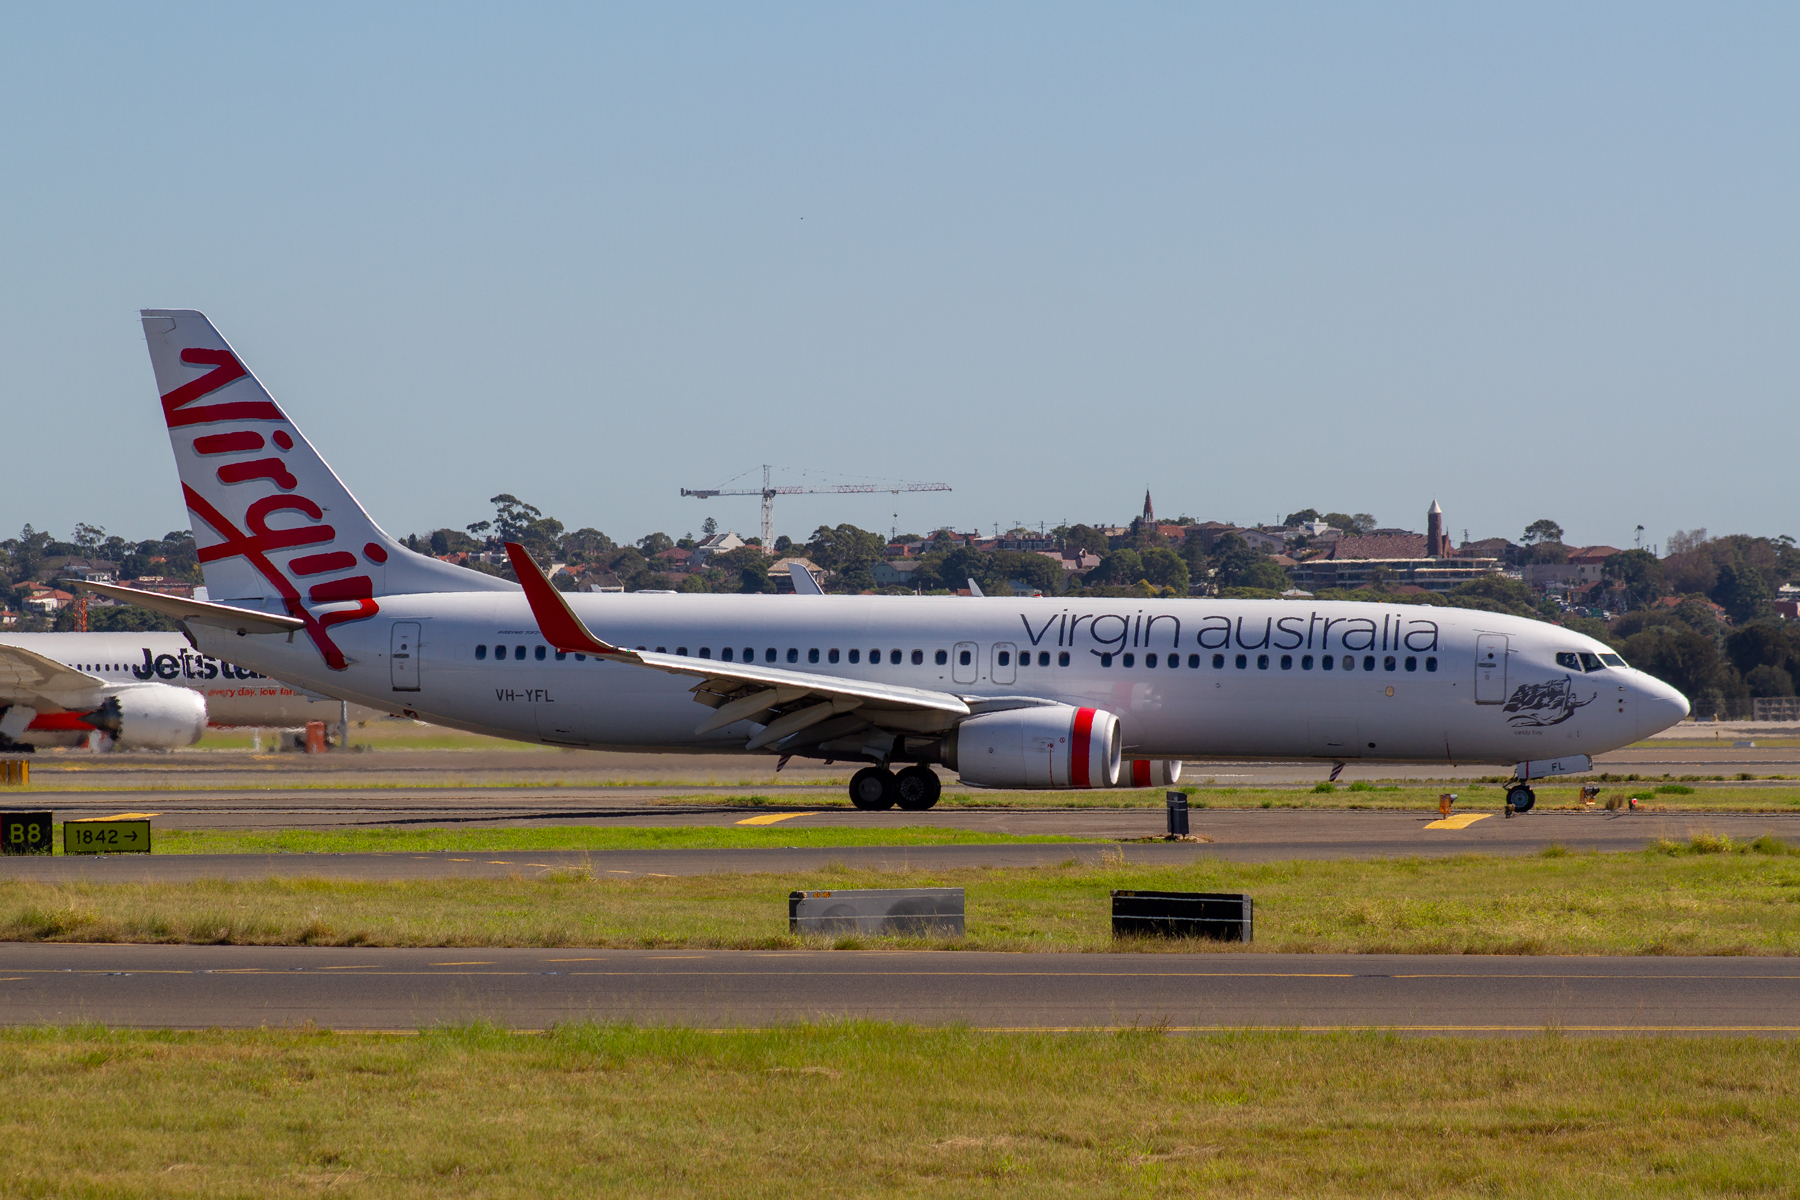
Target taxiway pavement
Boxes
[0,945,1791,1033]
[6,809,1795,882]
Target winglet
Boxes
[788,561,825,595]
[503,543,626,657]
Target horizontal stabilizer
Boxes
[66,579,305,636]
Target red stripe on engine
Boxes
[1132,760,1151,787]
[27,713,96,732]
[1070,707,1095,788]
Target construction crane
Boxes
[682,465,952,550]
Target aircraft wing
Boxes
[65,580,306,635]
[505,543,970,748]
[0,643,107,710]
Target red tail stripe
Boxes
[308,576,374,604]
[1070,706,1096,788]
[289,551,358,577]
[193,431,265,456]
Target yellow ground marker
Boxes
[1424,813,1491,830]
[736,812,817,826]
[84,812,161,821]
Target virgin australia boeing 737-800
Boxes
[78,309,1688,812]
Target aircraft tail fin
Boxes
[140,309,513,669]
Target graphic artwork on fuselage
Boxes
[164,346,382,671]
[1501,676,1597,727]
[1018,609,1440,655]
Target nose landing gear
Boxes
[1504,783,1536,816]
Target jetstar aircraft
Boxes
[0,632,361,751]
[88,309,1689,811]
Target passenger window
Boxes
[475,644,487,660]
[849,649,861,664]
[1322,655,1334,671]
[1257,654,1269,670]
[1384,656,1395,671]
[1122,653,1134,667]
[676,647,688,657]
[1580,652,1605,672]
[1600,654,1626,668]
[889,650,901,665]
[1166,654,1177,669]
[1301,655,1312,669]
[911,650,923,665]
[721,647,734,661]
[1425,656,1438,672]
[1404,656,1416,672]
[871,649,881,663]
[1280,655,1292,670]
[534,645,546,661]
[575,654,586,662]
[699,647,711,659]
[1059,652,1070,666]
[1040,652,1052,667]
[1363,656,1375,671]
[935,650,947,665]
[765,648,776,663]
[1213,654,1224,668]
[1342,656,1354,670]
[1145,653,1157,668]
[1555,652,1581,671]
[997,650,1011,666]
[555,650,566,661]
[830,649,841,664]
[515,646,527,661]
[1187,654,1200,668]
[654,646,665,653]
[1099,653,1112,667]
[810,649,820,664]
[1235,654,1247,669]
[787,648,799,663]
[743,647,753,662]
[959,649,971,666]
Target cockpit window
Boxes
[1555,652,1581,671]
[1579,652,1606,672]
[1599,653,1626,668]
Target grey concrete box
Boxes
[789,888,965,936]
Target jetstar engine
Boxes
[942,705,1121,789]
[1123,759,1183,787]
[17,687,208,750]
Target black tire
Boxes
[849,767,897,811]
[1509,785,1536,813]
[895,766,941,811]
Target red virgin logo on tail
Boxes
[169,347,377,671]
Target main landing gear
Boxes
[1504,782,1536,816]
[849,765,942,811]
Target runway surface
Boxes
[0,945,1792,1033]
[7,810,1796,881]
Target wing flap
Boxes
[0,643,107,709]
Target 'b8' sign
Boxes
[1,811,53,855]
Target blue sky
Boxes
[2,3,1793,552]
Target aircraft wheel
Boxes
[849,767,898,811]
[1507,784,1536,813]
[894,766,941,811]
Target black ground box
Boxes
[1,811,53,855]
[1112,890,1252,941]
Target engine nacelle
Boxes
[943,705,1120,789]
[1122,759,1183,787]
[87,686,209,749]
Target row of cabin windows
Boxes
[473,642,1437,675]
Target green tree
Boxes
[637,532,674,556]
[1138,546,1190,593]
[1712,560,1771,623]
[1601,549,1665,611]
[1523,519,1564,545]
[1058,524,1110,557]
[1282,509,1321,527]
[806,524,886,592]
[1622,624,1732,708]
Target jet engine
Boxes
[81,687,209,749]
[943,705,1120,789]
[1122,759,1183,787]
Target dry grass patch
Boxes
[0,1024,1795,1196]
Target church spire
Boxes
[1143,489,1155,525]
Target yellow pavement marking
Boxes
[736,812,818,825]
[1425,813,1491,830]
[319,965,382,970]
[486,860,513,864]
[80,812,161,821]
[431,961,496,967]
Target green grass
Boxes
[6,840,1798,954]
[143,825,1087,856]
[0,1024,1795,1197]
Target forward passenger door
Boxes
[1474,634,1507,704]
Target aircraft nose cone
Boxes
[1635,675,1690,739]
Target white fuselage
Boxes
[181,593,1690,766]
[0,632,355,730]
